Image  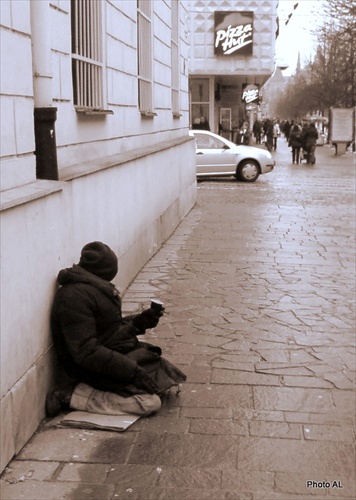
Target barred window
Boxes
[171,0,180,115]
[137,0,154,115]
[71,0,106,112]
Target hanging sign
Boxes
[214,12,254,56]
[242,84,259,104]
[246,103,258,111]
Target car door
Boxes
[193,132,237,174]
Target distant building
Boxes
[187,0,278,139]
[0,0,196,473]
[260,66,289,119]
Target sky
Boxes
[275,0,326,75]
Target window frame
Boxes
[171,0,181,117]
[189,77,211,128]
[71,0,112,115]
[137,0,156,116]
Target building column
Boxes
[30,0,58,180]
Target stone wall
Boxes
[0,136,196,473]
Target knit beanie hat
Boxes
[79,241,118,281]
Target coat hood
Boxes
[57,265,120,300]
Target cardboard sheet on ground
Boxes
[59,411,140,431]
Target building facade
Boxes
[0,0,196,472]
[187,0,278,140]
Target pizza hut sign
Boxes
[242,84,259,104]
[214,11,253,56]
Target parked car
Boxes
[189,130,275,182]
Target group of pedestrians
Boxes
[285,121,319,164]
[193,114,319,166]
[252,118,280,152]
[192,116,210,131]
[252,117,319,164]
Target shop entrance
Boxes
[190,78,211,130]
[219,108,232,141]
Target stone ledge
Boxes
[59,136,194,182]
[0,180,65,212]
[0,136,194,211]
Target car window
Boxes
[194,134,228,150]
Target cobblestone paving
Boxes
[1,140,355,499]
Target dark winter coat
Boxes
[264,120,274,138]
[51,265,185,395]
[305,125,318,147]
[288,128,302,148]
[300,125,309,149]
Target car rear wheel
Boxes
[236,160,260,182]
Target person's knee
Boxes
[135,393,161,415]
[149,394,162,413]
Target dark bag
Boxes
[127,348,187,394]
[126,347,160,364]
[144,357,187,394]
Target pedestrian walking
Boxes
[253,119,262,144]
[288,124,302,164]
[272,119,280,150]
[283,120,291,140]
[236,121,250,145]
[299,122,309,162]
[304,122,319,164]
[263,119,274,152]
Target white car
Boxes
[189,130,275,182]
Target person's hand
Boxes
[133,308,164,331]
[132,366,158,394]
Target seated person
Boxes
[46,241,186,418]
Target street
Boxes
[1,138,355,500]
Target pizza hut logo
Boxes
[215,24,252,55]
[242,84,259,103]
[214,12,254,56]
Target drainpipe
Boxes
[30,0,58,180]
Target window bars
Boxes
[171,0,180,114]
[137,0,153,114]
[71,0,103,110]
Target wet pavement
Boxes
[1,139,355,499]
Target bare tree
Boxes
[275,0,355,118]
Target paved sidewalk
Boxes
[1,140,355,499]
